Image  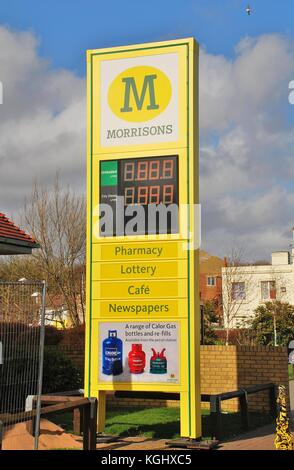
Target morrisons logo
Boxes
[108,65,172,123]
[120,74,159,113]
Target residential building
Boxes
[200,250,225,321]
[222,230,294,328]
[43,293,85,328]
[0,212,39,255]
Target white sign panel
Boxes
[100,53,179,147]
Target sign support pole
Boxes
[97,390,106,433]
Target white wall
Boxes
[222,260,294,328]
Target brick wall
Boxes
[200,274,222,303]
[200,345,238,411]
[200,345,289,411]
[57,345,289,412]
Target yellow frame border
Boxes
[85,38,201,438]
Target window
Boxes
[231,282,246,300]
[207,276,216,286]
[261,281,276,300]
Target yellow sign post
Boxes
[85,38,201,439]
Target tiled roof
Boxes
[0,212,38,246]
[200,250,225,275]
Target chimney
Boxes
[271,251,290,265]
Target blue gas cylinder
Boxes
[102,330,123,375]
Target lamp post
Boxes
[31,282,46,450]
[273,312,278,347]
[273,301,278,347]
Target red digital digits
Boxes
[123,157,176,206]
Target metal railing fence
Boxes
[0,280,46,450]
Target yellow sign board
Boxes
[92,279,188,299]
[85,38,201,439]
[92,299,188,319]
[92,240,188,260]
[93,259,188,280]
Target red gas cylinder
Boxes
[128,344,146,374]
[150,348,167,374]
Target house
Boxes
[222,229,294,329]
[43,295,71,329]
[200,250,225,321]
[0,212,39,255]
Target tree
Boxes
[202,300,218,345]
[0,255,43,282]
[221,246,254,345]
[21,175,86,326]
[248,301,294,346]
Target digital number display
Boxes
[100,155,178,236]
[121,157,178,206]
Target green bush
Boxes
[42,347,83,394]
[248,301,294,346]
[203,301,218,345]
[0,348,39,413]
[59,324,85,348]
[44,326,64,345]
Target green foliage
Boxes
[203,301,218,345]
[0,345,39,413]
[59,324,85,348]
[44,325,85,347]
[0,325,41,413]
[248,301,294,346]
[0,343,83,413]
[44,326,64,345]
[42,347,83,394]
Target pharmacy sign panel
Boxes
[86,38,201,438]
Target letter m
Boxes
[120,75,159,112]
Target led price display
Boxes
[121,156,178,206]
[100,155,179,235]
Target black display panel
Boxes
[100,155,179,236]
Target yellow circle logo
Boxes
[108,65,172,123]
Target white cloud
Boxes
[1,26,294,260]
[199,34,294,259]
[0,26,85,216]
[200,34,294,133]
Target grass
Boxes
[105,407,181,438]
[47,406,273,441]
[289,364,294,381]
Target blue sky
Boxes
[1,0,294,75]
[1,1,294,258]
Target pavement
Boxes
[219,423,278,450]
[2,413,294,451]
[94,423,294,451]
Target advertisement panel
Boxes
[98,321,179,384]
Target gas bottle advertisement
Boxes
[98,321,179,384]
